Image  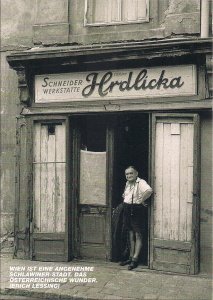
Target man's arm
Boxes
[138,180,153,206]
[141,188,153,207]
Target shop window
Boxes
[33,121,66,233]
[85,0,149,26]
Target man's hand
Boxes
[142,201,148,207]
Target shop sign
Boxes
[35,65,197,103]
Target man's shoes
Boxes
[119,258,132,266]
[128,260,138,270]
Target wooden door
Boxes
[150,114,199,274]
[31,118,69,261]
[73,117,114,260]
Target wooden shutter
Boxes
[150,114,200,274]
[31,119,69,261]
[14,117,32,259]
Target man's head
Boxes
[125,166,138,183]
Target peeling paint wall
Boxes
[33,0,69,44]
[1,0,35,48]
[31,0,201,45]
[1,0,202,48]
[0,0,34,236]
[162,0,200,36]
[164,0,199,14]
[1,53,17,236]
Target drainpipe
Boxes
[201,0,210,37]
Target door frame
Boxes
[105,119,115,259]
[15,116,32,259]
[149,113,200,274]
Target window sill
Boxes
[84,18,149,27]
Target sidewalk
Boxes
[0,254,212,300]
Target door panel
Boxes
[150,114,199,274]
[79,207,107,259]
[32,119,68,261]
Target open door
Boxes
[150,114,199,274]
[31,117,69,261]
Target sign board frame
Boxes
[35,65,197,104]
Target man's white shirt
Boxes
[123,177,153,204]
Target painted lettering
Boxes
[156,70,170,89]
[134,70,148,90]
[42,77,49,88]
[98,72,113,96]
[82,69,185,97]
[170,77,184,88]
[119,72,134,91]
[82,73,98,97]
[42,77,83,89]
[38,67,191,103]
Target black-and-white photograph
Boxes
[0,0,212,299]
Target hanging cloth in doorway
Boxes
[80,150,106,205]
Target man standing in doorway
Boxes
[120,166,153,270]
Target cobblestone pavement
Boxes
[0,295,41,299]
[0,254,212,300]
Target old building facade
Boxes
[1,0,212,275]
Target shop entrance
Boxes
[19,112,199,275]
[71,113,150,263]
[112,113,150,265]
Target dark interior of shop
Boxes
[77,113,149,265]
[113,113,149,265]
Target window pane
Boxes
[33,122,66,233]
[86,0,148,24]
[87,0,110,23]
[122,0,138,21]
[122,0,147,21]
[137,0,147,19]
[111,0,121,22]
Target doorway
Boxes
[112,113,150,265]
[71,113,150,263]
